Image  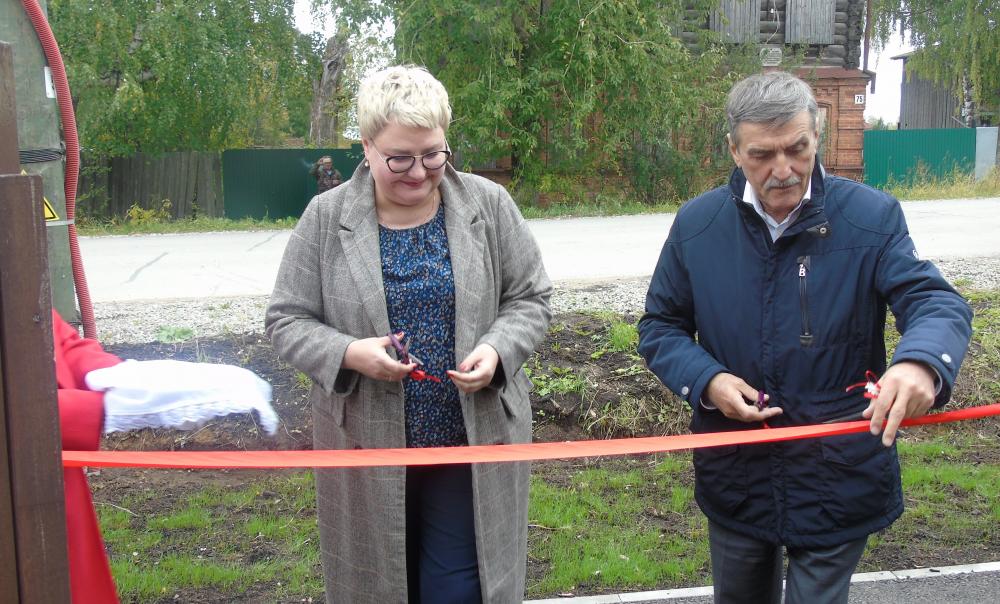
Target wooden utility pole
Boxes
[0,40,72,604]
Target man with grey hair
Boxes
[638,71,972,603]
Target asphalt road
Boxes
[79,197,1000,303]
[524,562,1000,603]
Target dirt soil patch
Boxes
[92,312,1000,602]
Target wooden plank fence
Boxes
[78,151,222,219]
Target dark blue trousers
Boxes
[406,464,482,604]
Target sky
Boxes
[293,1,337,40]
[293,2,912,123]
[864,31,914,123]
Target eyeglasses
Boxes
[370,144,451,174]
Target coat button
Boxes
[941,353,952,364]
[681,386,690,396]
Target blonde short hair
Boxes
[357,65,451,140]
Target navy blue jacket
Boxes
[638,163,973,548]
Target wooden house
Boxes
[692,0,872,180]
[892,50,963,130]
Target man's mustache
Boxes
[764,175,801,191]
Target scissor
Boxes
[386,331,441,383]
[823,371,882,424]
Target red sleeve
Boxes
[53,310,121,384]
[58,388,106,450]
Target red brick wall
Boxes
[799,68,871,182]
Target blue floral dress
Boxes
[379,204,468,447]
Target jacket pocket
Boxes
[312,387,346,427]
[694,445,748,514]
[819,432,896,526]
[499,370,531,419]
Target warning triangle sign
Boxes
[20,169,59,220]
[43,198,58,220]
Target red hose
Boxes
[22,0,96,339]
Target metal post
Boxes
[0,39,72,604]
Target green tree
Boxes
[49,0,322,155]
[870,0,999,126]
[329,0,757,200]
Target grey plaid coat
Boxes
[265,163,552,603]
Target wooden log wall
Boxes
[682,0,865,69]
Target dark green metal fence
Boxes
[864,128,976,188]
[222,145,364,219]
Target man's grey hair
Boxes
[726,71,818,145]
[357,65,452,140]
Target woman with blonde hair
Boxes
[266,65,551,603]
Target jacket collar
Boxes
[335,163,484,354]
[729,160,829,239]
[339,163,477,230]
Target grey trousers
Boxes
[708,520,868,604]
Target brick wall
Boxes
[799,67,870,181]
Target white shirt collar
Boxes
[742,173,813,242]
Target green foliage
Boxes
[885,166,1000,200]
[870,0,999,125]
[585,394,682,438]
[156,326,195,344]
[49,0,322,154]
[955,289,1000,404]
[332,0,755,199]
[528,462,708,595]
[101,473,323,601]
[148,507,211,531]
[527,364,588,398]
[865,116,897,130]
[590,315,639,359]
[294,371,313,391]
[125,200,172,225]
[77,214,300,236]
[606,320,639,353]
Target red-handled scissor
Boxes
[387,331,442,383]
[822,370,882,424]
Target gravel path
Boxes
[95,257,1000,345]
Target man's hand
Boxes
[863,361,936,446]
[343,336,416,382]
[446,344,499,393]
[703,372,783,423]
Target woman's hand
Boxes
[447,344,499,393]
[343,336,416,382]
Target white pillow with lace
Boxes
[85,359,278,436]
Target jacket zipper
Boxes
[797,256,813,347]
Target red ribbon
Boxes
[64,403,1000,470]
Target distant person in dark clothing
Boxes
[310,155,343,193]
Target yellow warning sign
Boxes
[43,198,58,220]
[20,169,59,221]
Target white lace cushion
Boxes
[85,359,278,436]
